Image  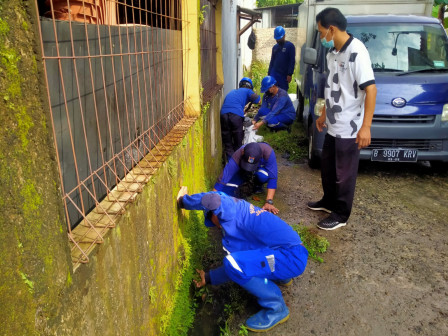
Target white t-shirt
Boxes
[325,36,375,138]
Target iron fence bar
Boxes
[35,0,191,265]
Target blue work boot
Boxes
[240,277,290,332]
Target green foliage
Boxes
[238,325,249,336]
[245,60,269,94]
[291,224,329,263]
[199,4,208,25]
[256,0,303,9]
[20,272,34,294]
[201,101,210,114]
[245,60,297,94]
[257,121,308,162]
[432,4,448,27]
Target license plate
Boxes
[371,148,418,162]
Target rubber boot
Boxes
[240,277,290,332]
[274,278,293,287]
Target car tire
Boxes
[308,124,320,169]
[430,161,448,172]
[296,89,304,121]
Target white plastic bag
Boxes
[243,125,264,145]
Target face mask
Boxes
[321,29,334,49]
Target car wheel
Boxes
[308,124,320,169]
[296,89,304,121]
[430,161,448,172]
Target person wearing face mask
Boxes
[213,142,279,214]
[268,26,296,91]
[307,8,377,231]
[252,76,295,132]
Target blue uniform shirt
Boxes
[214,142,278,190]
[256,88,295,124]
[181,192,302,254]
[220,88,260,118]
[268,41,295,77]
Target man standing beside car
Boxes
[268,26,296,92]
[307,7,377,230]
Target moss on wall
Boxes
[0,1,71,335]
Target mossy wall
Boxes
[0,0,223,335]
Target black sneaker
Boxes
[317,214,346,231]
[307,200,331,213]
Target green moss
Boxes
[66,270,72,287]
[0,17,9,36]
[167,157,176,178]
[21,20,28,31]
[148,286,157,304]
[21,179,43,218]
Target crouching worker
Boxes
[214,142,279,214]
[253,76,295,132]
[177,190,308,332]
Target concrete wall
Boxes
[0,0,223,335]
[222,0,238,96]
[252,27,298,63]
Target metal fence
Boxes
[200,0,219,101]
[34,0,187,264]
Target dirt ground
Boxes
[230,158,448,336]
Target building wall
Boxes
[0,0,223,335]
[252,27,298,63]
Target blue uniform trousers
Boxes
[270,70,289,91]
[210,244,308,286]
[257,108,294,131]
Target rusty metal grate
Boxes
[33,0,194,268]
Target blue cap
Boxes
[260,76,276,93]
[274,26,285,40]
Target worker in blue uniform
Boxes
[221,77,260,160]
[268,26,296,91]
[253,76,295,132]
[214,142,279,214]
[177,190,308,332]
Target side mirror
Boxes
[303,47,318,65]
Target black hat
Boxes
[240,143,262,172]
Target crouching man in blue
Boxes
[214,142,279,214]
[177,190,308,332]
[253,76,295,132]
